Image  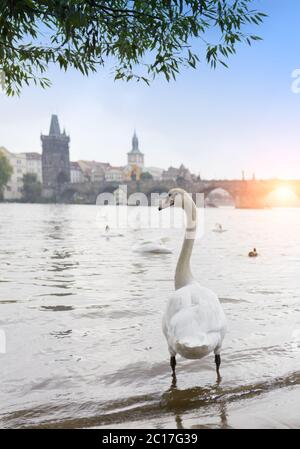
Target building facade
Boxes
[77,160,111,182]
[0,147,27,200]
[70,162,85,183]
[143,166,163,181]
[0,147,43,200]
[41,115,70,188]
[162,164,192,182]
[25,152,42,182]
[105,166,125,182]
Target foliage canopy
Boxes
[0,1,266,95]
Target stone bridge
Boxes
[56,179,300,208]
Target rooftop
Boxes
[128,130,143,155]
[49,114,61,136]
[25,152,41,160]
[70,161,82,170]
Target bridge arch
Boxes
[60,187,79,203]
[202,186,236,208]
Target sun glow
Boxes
[274,186,296,201]
[267,186,300,207]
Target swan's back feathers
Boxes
[133,240,173,254]
[162,282,226,359]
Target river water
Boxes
[0,203,299,429]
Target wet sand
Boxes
[100,384,300,430]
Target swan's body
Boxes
[162,283,226,360]
[103,225,124,238]
[132,212,142,231]
[213,223,227,233]
[159,188,226,376]
[133,239,172,254]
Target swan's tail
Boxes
[174,337,212,360]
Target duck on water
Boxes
[248,248,258,258]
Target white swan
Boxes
[213,223,227,233]
[102,225,124,238]
[159,188,226,376]
[132,211,142,231]
[133,239,172,254]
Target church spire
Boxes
[131,130,140,153]
[49,114,61,136]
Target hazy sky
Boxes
[1,1,300,179]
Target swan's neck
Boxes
[175,196,197,290]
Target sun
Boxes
[274,186,296,202]
[266,186,299,207]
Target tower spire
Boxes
[132,130,139,152]
[49,114,61,136]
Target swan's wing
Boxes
[162,283,226,357]
[134,242,172,253]
[164,284,223,325]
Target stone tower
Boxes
[127,130,144,168]
[41,115,70,188]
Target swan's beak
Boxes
[158,197,174,211]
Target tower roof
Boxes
[128,130,143,154]
[49,114,61,136]
[41,114,69,144]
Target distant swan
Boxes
[213,223,227,233]
[133,239,172,254]
[159,188,226,377]
[248,248,258,257]
[132,211,142,231]
[103,225,124,238]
